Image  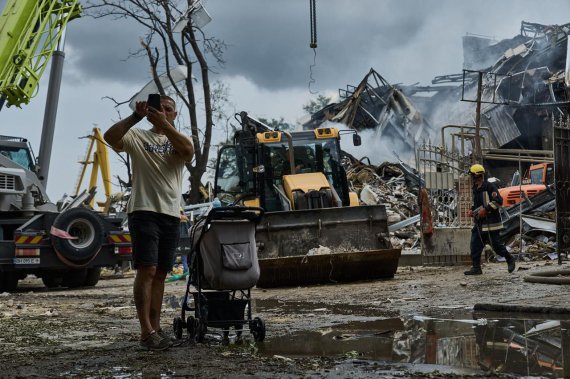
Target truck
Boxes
[0,0,132,292]
[214,112,401,287]
[498,162,553,206]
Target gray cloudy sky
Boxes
[0,0,568,202]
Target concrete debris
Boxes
[342,156,422,251]
[307,245,332,256]
[342,154,560,262]
[345,160,420,220]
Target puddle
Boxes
[254,298,397,318]
[260,312,570,377]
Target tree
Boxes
[257,117,293,132]
[86,0,226,204]
[303,94,331,115]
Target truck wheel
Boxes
[62,269,88,288]
[0,271,18,293]
[52,207,105,264]
[42,274,63,288]
[83,267,101,287]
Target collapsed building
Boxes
[306,21,569,175]
[303,68,432,155]
[304,21,570,265]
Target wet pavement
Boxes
[3,262,570,378]
[259,305,570,378]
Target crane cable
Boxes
[308,0,318,94]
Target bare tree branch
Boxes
[84,0,227,204]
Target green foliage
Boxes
[303,94,332,115]
[258,117,293,132]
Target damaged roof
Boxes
[305,21,569,154]
[303,68,431,152]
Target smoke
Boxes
[318,121,417,166]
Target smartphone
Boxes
[147,93,161,110]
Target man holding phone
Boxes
[104,94,194,350]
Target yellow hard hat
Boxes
[469,164,485,175]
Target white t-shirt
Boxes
[121,128,187,218]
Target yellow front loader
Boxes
[214,112,401,287]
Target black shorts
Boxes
[128,211,180,272]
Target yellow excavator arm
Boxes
[0,0,81,108]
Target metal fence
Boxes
[417,141,473,265]
[554,115,570,263]
[417,141,472,228]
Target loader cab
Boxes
[214,144,253,205]
[214,126,355,211]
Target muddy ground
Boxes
[1,259,569,378]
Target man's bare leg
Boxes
[149,268,168,331]
[134,266,156,338]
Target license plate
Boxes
[13,257,40,265]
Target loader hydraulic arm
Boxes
[0,0,81,109]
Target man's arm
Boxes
[146,107,194,161]
[163,126,194,162]
[103,102,146,150]
[486,182,503,210]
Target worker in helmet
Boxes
[465,164,516,275]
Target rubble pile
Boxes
[343,155,422,251]
[342,153,562,260]
[485,233,560,264]
[346,161,419,220]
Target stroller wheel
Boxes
[186,316,196,339]
[173,316,184,340]
[251,317,266,342]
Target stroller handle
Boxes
[206,206,265,224]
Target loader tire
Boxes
[52,208,105,264]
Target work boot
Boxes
[464,267,483,275]
[506,255,516,273]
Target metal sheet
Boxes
[521,215,556,233]
[481,105,521,147]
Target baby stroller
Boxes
[173,206,266,343]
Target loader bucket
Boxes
[255,204,392,258]
[254,204,401,287]
[257,248,401,288]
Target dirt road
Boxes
[0,260,567,378]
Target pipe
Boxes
[482,155,554,163]
[440,124,491,155]
[524,269,570,285]
[483,148,553,156]
[38,29,67,188]
[565,33,570,87]
[282,131,296,174]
